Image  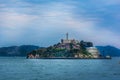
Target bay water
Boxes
[0,57,120,80]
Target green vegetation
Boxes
[27,41,93,58]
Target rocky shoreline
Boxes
[27,57,111,59]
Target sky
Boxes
[0,0,120,48]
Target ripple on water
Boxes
[0,57,120,80]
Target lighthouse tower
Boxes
[61,33,71,44]
[66,33,68,40]
[60,33,80,49]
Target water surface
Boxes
[0,57,120,80]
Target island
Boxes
[27,33,110,59]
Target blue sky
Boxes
[0,0,120,48]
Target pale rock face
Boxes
[86,47,100,58]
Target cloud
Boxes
[61,16,120,48]
[0,12,38,41]
[100,0,120,5]
[0,0,120,48]
[0,12,37,27]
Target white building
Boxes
[86,47,100,58]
